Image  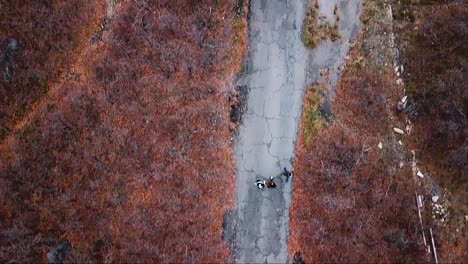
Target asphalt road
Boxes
[230,0,361,262]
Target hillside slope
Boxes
[0,0,247,262]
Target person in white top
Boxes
[256,177,266,189]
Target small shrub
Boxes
[303,84,322,141]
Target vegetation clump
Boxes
[302,1,340,48]
[303,84,323,141]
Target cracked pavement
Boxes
[230,0,361,263]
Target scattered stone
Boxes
[417,195,423,208]
[406,123,412,135]
[394,66,399,73]
[378,142,383,149]
[400,64,404,74]
[47,241,71,264]
[417,171,424,178]
[396,78,403,85]
[5,38,20,54]
[397,100,407,111]
[398,140,403,145]
[393,127,404,134]
[398,96,408,111]
[399,162,404,168]
[432,196,439,203]
[465,215,468,222]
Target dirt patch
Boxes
[91,0,120,43]
[229,84,249,132]
[222,210,238,263]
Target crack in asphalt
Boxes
[229,0,362,263]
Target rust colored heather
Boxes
[392,1,468,262]
[290,121,427,263]
[289,42,428,262]
[397,2,467,180]
[334,67,398,136]
[0,0,246,262]
[0,0,105,141]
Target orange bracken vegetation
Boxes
[0,0,247,262]
[333,69,394,136]
[289,63,428,262]
[0,0,105,141]
[392,1,467,262]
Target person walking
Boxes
[282,167,293,182]
[266,176,277,188]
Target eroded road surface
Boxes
[229,0,361,262]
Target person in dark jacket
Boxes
[282,167,293,182]
[266,176,277,188]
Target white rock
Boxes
[378,142,383,149]
[399,162,404,168]
[406,124,412,135]
[401,95,408,103]
[395,66,399,73]
[465,215,468,221]
[417,195,423,208]
[400,64,404,73]
[417,171,424,178]
[393,127,404,134]
[398,140,403,145]
[432,196,439,203]
[396,78,403,85]
[398,100,407,111]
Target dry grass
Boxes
[302,84,323,142]
[302,0,340,49]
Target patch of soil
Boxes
[229,84,249,132]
